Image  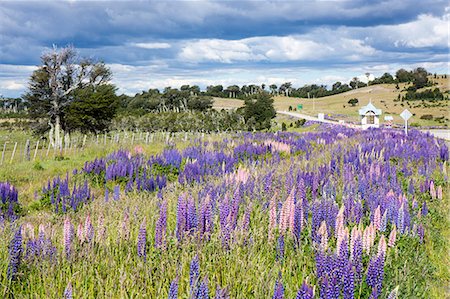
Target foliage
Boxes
[24,46,112,136]
[113,110,245,132]
[348,98,359,106]
[64,84,119,133]
[243,93,276,131]
[405,88,445,102]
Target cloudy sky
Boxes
[0,0,449,97]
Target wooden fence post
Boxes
[10,142,17,164]
[33,140,39,161]
[0,142,6,165]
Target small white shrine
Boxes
[359,101,382,129]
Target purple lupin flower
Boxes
[421,202,428,217]
[186,196,198,234]
[84,215,94,244]
[296,280,314,299]
[276,235,285,261]
[190,255,200,289]
[137,218,147,260]
[168,277,178,299]
[113,185,120,200]
[272,278,284,299]
[352,235,363,282]
[417,224,425,243]
[176,194,187,241]
[155,200,168,249]
[342,260,355,299]
[366,254,385,299]
[104,188,109,202]
[214,287,230,299]
[64,282,73,299]
[7,226,22,280]
[197,277,210,299]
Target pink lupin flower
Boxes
[429,181,436,199]
[437,185,443,200]
[350,226,358,256]
[133,145,144,155]
[84,215,94,243]
[318,221,328,252]
[77,222,84,243]
[337,227,349,256]
[269,193,277,241]
[287,189,296,233]
[64,217,73,258]
[378,235,387,257]
[369,223,376,248]
[335,206,344,231]
[121,211,130,240]
[388,226,397,247]
[22,223,35,240]
[97,214,106,243]
[373,206,381,231]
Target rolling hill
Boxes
[213,75,450,127]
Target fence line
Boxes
[0,131,231,166]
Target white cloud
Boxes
[179,39,264,63]
[178,35,374,63]
[130,42,171,49]
[383,14,449,48]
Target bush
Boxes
[420,114,434,120]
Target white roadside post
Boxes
[400,109,412,135]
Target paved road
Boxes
[421,129,450,141]
[277,111,340,125]
[278,111,450,141]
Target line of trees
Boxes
[18,45,446,136]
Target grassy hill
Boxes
[213,75,450,127]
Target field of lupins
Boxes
[0,126,448,298]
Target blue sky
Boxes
[0,0,449,97]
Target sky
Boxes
[0,0,449,97]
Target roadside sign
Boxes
[400,109,412,135]
[297,104,303,110]
[400,109,412,121]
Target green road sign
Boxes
[297,104,303,110]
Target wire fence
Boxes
[0,131,224,166]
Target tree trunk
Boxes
[55,114,62,150]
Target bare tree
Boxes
[27,45,111,149]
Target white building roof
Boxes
[359,102,382,115]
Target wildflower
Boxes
[366,254,385,299]
[76,222,84,243]
[97,214,106,243]
[7,227,22,280]
[272,278,284,299]
[373,206,381,231]
[197,277,210,299]
[85,214,94,243]
[437,185,443,200]
[388,226,397,247]
[268,193,277,241]
[342,260,355,299]
[137,218,147,260]
[168,277,178,299]
[155,200,168,249]
[429,181,436,199]
[64,282,72,299]
[64,217,73,258]
[276,234,285,261]
[121,210,130,240]
[296,280,314,299]
[190,255,200,293]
